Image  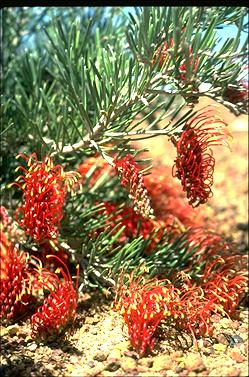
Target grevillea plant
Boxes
[0,226,50,322]
[0,221,79,338]
[31,256,79,339]
[114,154,154,219]
[1,6,248,357]
[93,158,207,251]
[36,241,70,271]
[114,264,248,355]
[0,203,78,340]
[172,106,232,207]
[11,153,80,243]
[100,202,165,245]
[0,228,32,321]
[200,257,248,317]
[114,272,183,356]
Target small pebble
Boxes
[138,357,153,368]
[93,351,108,362]
[202,346,215,355]
[121,356,137,371]
[229,335,244,347]
[123,350,139,359]
[69,356,79,364]
[152,355,173,372]
[213,343,227,352]
[105,360,121,372]
[184,354,206,372]
[87,360,95,368]
[229,349,245,363]
[24,335,33,343]
[7,325,19,336]
[107,349,121,360]
[216,333,230,345]
[27,343,37,352]
[9,355,22,364]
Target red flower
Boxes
[0,228,37,321]
[183,227,232,270]
[172,107,231,207]
[96,201,185,255]
[35,241,70,272]
[153,40,173,67]
[201,257,248,317]
[179,284,217,338]
[223,81,248,104]
[114,155,154,219]
[0,205,25,243]
[31,256,79,339]
[12,153,79,242]
[102,202,163,240]
[153,38,198,81]
[114,272,182,356]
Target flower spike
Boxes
[31,257,79,339]
[12,153,80,242]
[114,154,154,219]
[172,107,232,207]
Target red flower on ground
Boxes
[223,81,248,104]
[114,154,154,219]
[31,256,79,339]
[172,107,231,207]
[179,284,217,338]
[114,264,247,354]
[12,153,80,242]
[0,227,38,322]
[114,272,183,356]
[201,257,248,317]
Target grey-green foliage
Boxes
[2,7,248,162]
[1,7,248,292]
[1,7,248,205]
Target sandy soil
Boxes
[1,98,248,377]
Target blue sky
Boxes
[215,23,248,51]
[22,7,248,54]
[122,6,248,51]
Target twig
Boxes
[205,93,248,115]
[104,128,172,138]
[51,92,143,157]
[203,51,248,60]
